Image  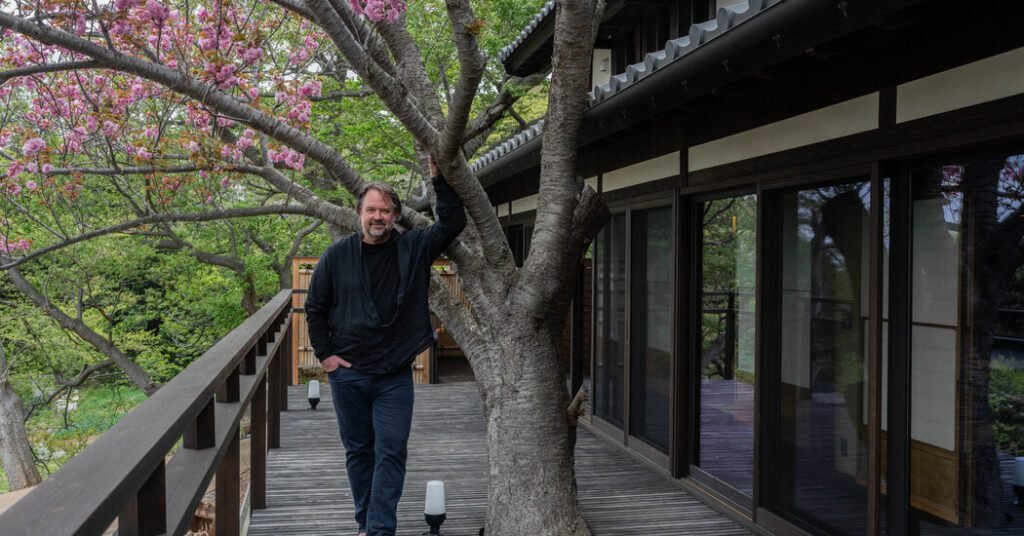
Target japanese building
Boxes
[473,0,1024,534]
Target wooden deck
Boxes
[248,382,754,536]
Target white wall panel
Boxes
[688,93,879,171]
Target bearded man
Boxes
[305,156,465,536]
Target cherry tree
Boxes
[0,0,606,532]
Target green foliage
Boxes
[991,362,1024,456]
[0,384,147,493]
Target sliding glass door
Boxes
[694,193,757,501]
[770,180,872,536]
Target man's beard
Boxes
[366,221,390,238]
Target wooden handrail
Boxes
[0,289,294,536]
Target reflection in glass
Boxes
[594,213,627,426]
[909,153,1024,534]
[697,194,757,496]
[629,206,673,451]
[776,182,871,536]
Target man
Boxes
[304,156,465,536]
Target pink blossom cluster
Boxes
[267,146,305,171]
[22,137,46,157]
[0,236,31,255]
[350,0,407,23]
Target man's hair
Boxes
[356,182,402,214]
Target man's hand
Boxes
[427,154,439,178]
[322,355,352,373]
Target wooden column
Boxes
[251,375,267,510]
[216,426,240,536]
[268,345,281,450]
[118,461,166,536]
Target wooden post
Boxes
[216,426,240,536]
[252,375,267,510]
[268,345,281,450]
[118,460,166,536]
[280,323,291,411]
[183,397,215,450]
[218,365,240,404]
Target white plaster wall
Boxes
[592,49,612,90]
[912,196,959,327]
[688,93,879,171]
[510,194,538,216]
[602,152,680,192]
[910,325,956,450]
[898,46,1024,123]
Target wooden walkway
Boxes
[248,382,754,536]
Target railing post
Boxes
[184,397,215,450]
[280,318,292,408]
[252,375,267,509]
[118,460,166,536]
[218,364,240,403]
[216,425,241,536]
[241,346,256,376]
[268,344,281,449]
[257,330,268,358]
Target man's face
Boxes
[359,189,397,243]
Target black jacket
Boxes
[304,176,466,374]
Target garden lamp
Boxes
[307,380,320,410]
[424,480,446,534]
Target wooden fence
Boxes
[0,290,294,536]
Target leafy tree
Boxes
[0,0,607,532]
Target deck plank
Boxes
[248,382,753,536]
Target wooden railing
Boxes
[0,289,294,536]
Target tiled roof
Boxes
[497,1,555,64]
[473,0,781,175]
[470,120,544,173]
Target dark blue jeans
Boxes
[328,366,414,536]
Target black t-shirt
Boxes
[362,238,399,326]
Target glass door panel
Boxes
[595,212,627,427]
[696,194,757,497]
[629,206,673,451]
[908,152,1024,535]
[774,181,871,536]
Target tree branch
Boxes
[3,263,158,395]
[0,10,369,204]
[0,205,317,271]
[309,88,375,101]
[437,0,487,165]
[462,72,547,157]
[302,0,439,149]
[0,60,99,84]
[516,0,606,322]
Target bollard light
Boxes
[424,480,446,535]
[307,380,320,410]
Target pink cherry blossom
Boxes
[22,137,45,156]
[299,81,321,98]
[6,162,23,179]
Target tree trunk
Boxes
[479,321,590,535]
[0,341,41,491]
